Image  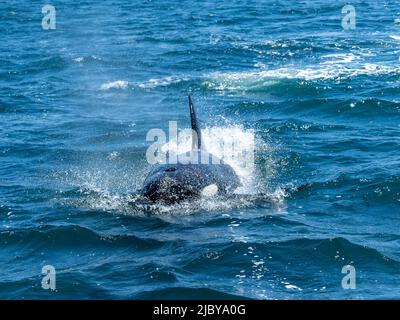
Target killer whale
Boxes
[141,96,241,203]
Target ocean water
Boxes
[1,0,400,299]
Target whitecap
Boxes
[204,61,400,90]
[73,55,100,63]
[321,53,359,64]
[100,80,129,90]
[284,284,303,291]
[138,76,187,89]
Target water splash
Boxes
[56,125,287,216]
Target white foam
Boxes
[284,284,303,291]
[261,39,291,48]
[321,53,359,64]
[205,61,400,90]
[100,80,129,90]
[138,76,187,89]
[389,35,400,41]
[205,49,399,91]
[204,72,278,91]
[73,55,100,63]
[106,151,119,160]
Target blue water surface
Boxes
[1,0,400,299]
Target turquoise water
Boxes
[1,0,400,299]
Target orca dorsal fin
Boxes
[188,95,202,150]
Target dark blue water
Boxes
[1,0,400,299]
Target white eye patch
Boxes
[201,184,218,197]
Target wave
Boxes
[73,55,101,63]
[97,76,191,91]
[133,61,400,93]
[137,76,188,89]
[288,173,400,206]
[135,287,249,299]
[204,63,400,92]
[99,80,129,90]
[320,53,361,64]
[180,237,400,272]
[0,224,166,250]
